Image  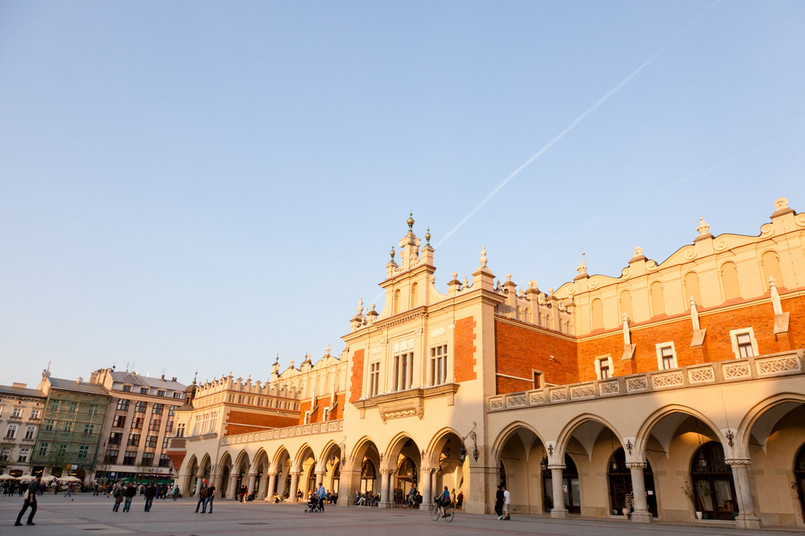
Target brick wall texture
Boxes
[224,409,298,436]
[349,349,365,403]
[495,294,805,394]
[454,316,477,382]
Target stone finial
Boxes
[275,354,279,363]
[357,298,364,314]
[463,276,469,288]
[769,277,783,315]
[506,273,512,282]
[452,271,458,280]
[325,344,331,356]
[529,280,537,289]
[480,246,488,268]
[425,228,431,245]
[289,358,295,369]
[697,217,710,236]
[576,256,587,276]
[634,247,643,257]
[407,211,414,232]
[390,246,395,261]
[690,296,700,331]
[622,314,631,345]
[774,197,788,211]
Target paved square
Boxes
[0,495,795,536]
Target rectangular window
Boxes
[430,345,448,386]
[30,409,41,419]
[322,408,330,422]
[77,445,89,459]
[165,421,174,433]
[595,357,613,380]
[113,415,126,428]
[57,443,67,456]
[63,421,73,433]
[173,392,183,399]
[533,371,543,389]
[656,343,677,370]
[157,390,165,397]
[393,351,414,391]
[24,425,36,440]
[69,402,78,412]
[134,401,147,413]
[123,451,137,465]
[736,333,754,358]
[140,452,154,466]
[139,387,149,394]
[49,400,60,411]
[158,454,171,468]
[5,424,18,439]
[122,385,132,392]
[128,434,140,447]
[109,432,123,446]
[105,449,119,464]
[149,419,161,431]
[303,411,311,425]
[44,420,55,431]
[176,423,185,438]
[369,362,381,397]
[145,435,158,448]
[116,399,129,411]
[132,417,143,430]
[12,408,23,419]
[83,424,95,435]
[18,448,30,463]
[0,448,10,461]
[152,403,164,415]
[37,442,49,456]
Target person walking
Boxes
[502,486,511,520]
[144,483,156,512]
[494,485,504,520]
[202,484,215,513]
[14,475,41,526]
[195,483,207,513]
[112,485,124,512]
[173,485,180,501]
[64,483,73,499]
[123,483,137,512]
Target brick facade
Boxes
[454,316,477,382]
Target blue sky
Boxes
[1,1,803,388]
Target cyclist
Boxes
[438,486,451,517]
[407,486,418,508]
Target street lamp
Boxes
[458,422,480,464]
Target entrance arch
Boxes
[607,448,657,517]
[495,423,548,515]
[542,454,580,514]
[690,442,737,520]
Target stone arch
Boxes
[492,421,549,515]
[760,250,784,288]
[619,289,633,321]
[720,261,741,301]
[270,446,292,500]
[555,413,624,460]
[183,454,199,496]
[251,448,270,500]
[294,443,318,498]
[347,436,381,501]
[649,280,665,317]
[634,404,725,459]
[591,298,604,331]
[384,433,423,507]
[318,440,343,498]
[216,451,233,499]
[684,271,702,307]
[737,392,805,456]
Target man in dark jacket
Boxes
[14,475,41,526]
[494,484,505,520]
[144,484,157,512]
[123,483,137,512]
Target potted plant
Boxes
[681,482,702,519]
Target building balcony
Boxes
[220,419,344,446]
[487,349,804,412]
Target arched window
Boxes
[361,459,376,493]
[542,454,580,514]
[619,290,633,321]
[393,289,401,315]
[395,456,417,501]
[591,298,604,331]
[795,444,805,520]
[761,251,784,289]
[607,448,657,517]
[650,281,665,317]
[410,282,418,308]
[690,442,737,520]
[684,272,702,308]
[720,262,740,301]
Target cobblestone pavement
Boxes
[1,494,801,536]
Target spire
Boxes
[407,211,414,232]
[695,217,713,241]
[574,252,589,280]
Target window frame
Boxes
[656,342,678,370]
[595,355,613,380]
[730,328,758,358]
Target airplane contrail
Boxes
[434,1,720,249]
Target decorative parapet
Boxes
[488,350,804,412]
[220,420,344,446]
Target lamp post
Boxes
[458,422,480,464]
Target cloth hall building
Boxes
[168,198,805,529]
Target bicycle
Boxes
[430,501,454,522]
